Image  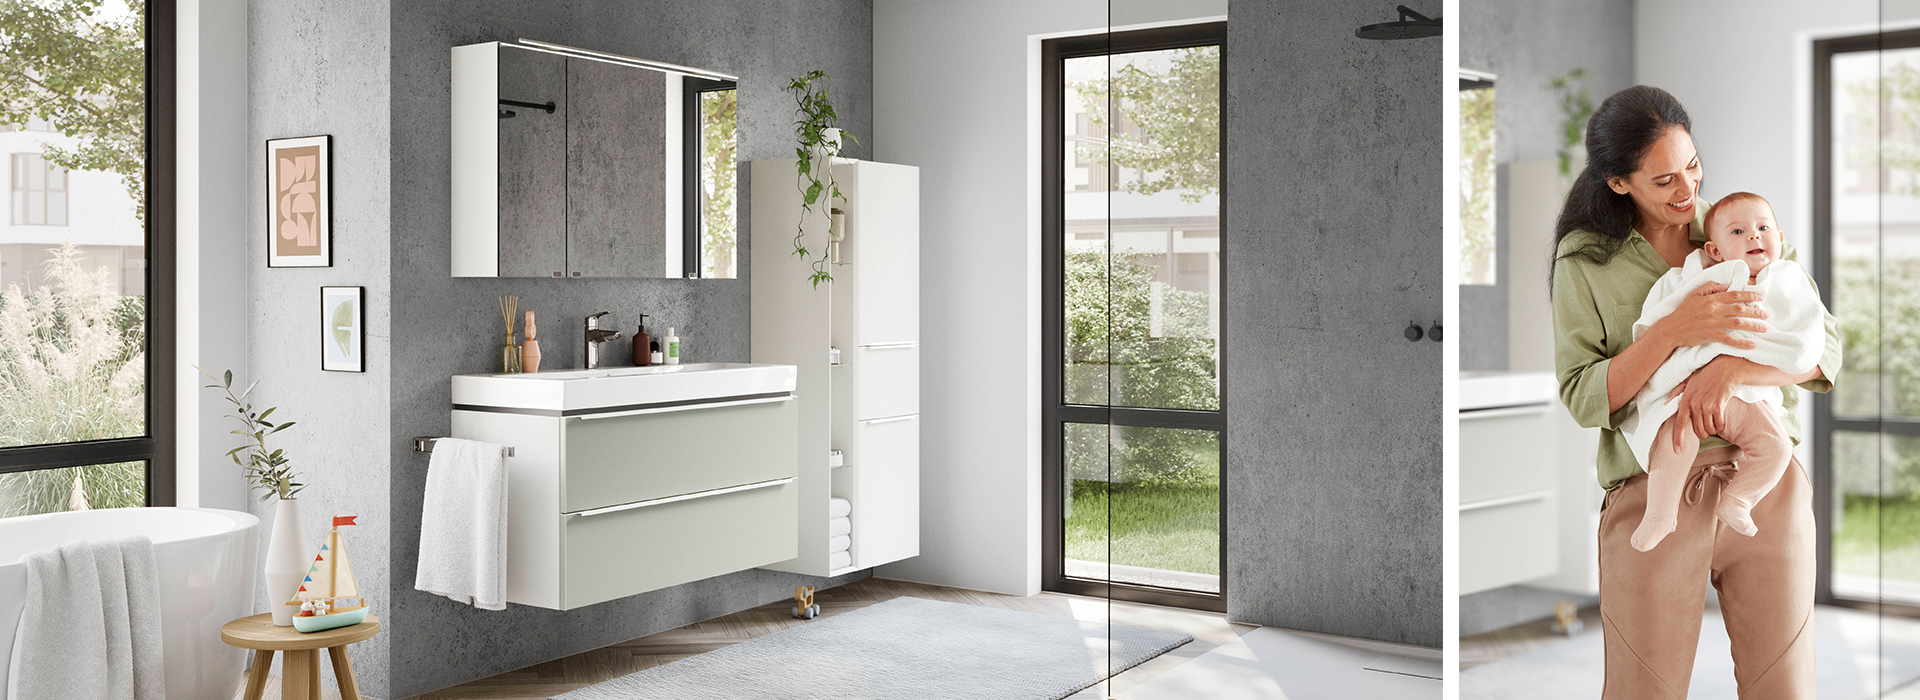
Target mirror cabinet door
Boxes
[567,58,672,278]
[496,47,568,278]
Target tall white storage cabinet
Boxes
[751,158,920,577]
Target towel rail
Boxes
[413,436,515,458]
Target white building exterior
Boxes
[0,120,145,296]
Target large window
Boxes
[11,153,68,226]
[0,0,174,517]
[1042,22,1225,611]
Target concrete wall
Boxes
[1458,0,1633,371]
[869,0,1225,596]
[1222,1,1441,646]
[384,1,873,696]
[247,0,394,692]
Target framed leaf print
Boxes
[321,286,364,372]
[268,135,332,267]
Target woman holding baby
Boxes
[1551,85,1843,698]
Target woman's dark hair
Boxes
[1550,85,1693,280]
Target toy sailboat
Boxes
[287,515,369,633]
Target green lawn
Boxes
[1064,478,1219,576]
[1834,494,1920,583]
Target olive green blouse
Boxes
[1550,205,1843,490]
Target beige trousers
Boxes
[1599,445,1816,699]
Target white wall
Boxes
[175,0,250,509]
[871,0,1225,595]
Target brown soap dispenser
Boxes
[632,314,653,366]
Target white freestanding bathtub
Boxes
[0,507,258,700]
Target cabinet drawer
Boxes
[563,480,796,608]
[1460,493,1558,595]
[852,344,919,420]
[848,415,919,566]
[1460,407,1557,504]
[561,398,797,513]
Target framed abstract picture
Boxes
[268,135,332,267]
[321,286,365,372]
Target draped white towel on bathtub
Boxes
[417,437,510,611]
[8,536,164,700]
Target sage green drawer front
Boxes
[1460,407,1556,504]
[561,398,798,513]
[1460,494,1558,595]
[562,480,796,609]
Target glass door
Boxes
[1042,21,1227,611]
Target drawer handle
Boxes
[568,477,795,517]
[860,342,917,350]
[573,395,792,420]
[861,415,916,425]
[1459,489,1554,513]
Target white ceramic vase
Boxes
[263,498,308,626]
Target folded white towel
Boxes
[828,535,852,554]
[829,498,852,519]
[830,550,852,571]
[10,536,165,700]
[417,437,510,611]
[828,517,851,538]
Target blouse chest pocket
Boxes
[1600,302,1644,356]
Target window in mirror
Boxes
[686,78,738,279]
[1460,71,1496,285]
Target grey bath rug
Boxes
[1462,604,1920,699]
[552,596,1193,700]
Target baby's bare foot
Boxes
[1632,517,1677,552]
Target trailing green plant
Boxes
[785,69,858,289]
[1551,68,1595,176]
[198,367,302,501]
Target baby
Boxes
[1622,192,1828,552]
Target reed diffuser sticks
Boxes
[497,295,521,373]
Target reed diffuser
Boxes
[498,295,521,373]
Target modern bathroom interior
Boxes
[1459,0,1920,697]
[0,1,1443,699]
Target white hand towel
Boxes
[830,550,852,571]
[828,535,852,554]
[416,437,510,610]
[10,536,165,700]
[829,497,852,519]
[828,517,851,538]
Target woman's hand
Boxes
[1650,281,1770,350]
[1667,356,1751,447]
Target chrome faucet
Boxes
[584,312,623,369]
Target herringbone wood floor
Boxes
[390,577,1252,699]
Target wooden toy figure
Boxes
[1550,600,1584,636]
[792,586,820,620]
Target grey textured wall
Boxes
[1458,0,1634,371]
[384,1,873,696]
[1223,1,1442,646]
[248,0,394,692]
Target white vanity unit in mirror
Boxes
[450,40,739,279]
[449,363,798,610]
[751,159,920,577]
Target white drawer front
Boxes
[1460,407,1557,504]
[1460,493,1559,595]
[850,415,919,568]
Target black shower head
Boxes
[1356,5,1442,40]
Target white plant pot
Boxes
[263,498,308,626]
[817,127,843,158]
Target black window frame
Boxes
[682,75,737,279]
[1041,20,1228,613]
[1812,26,1920,615]
[0,0,176,508]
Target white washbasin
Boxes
[453,362,797,414]
[1460,371,1557,412]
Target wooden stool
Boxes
[221,613,380,700]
